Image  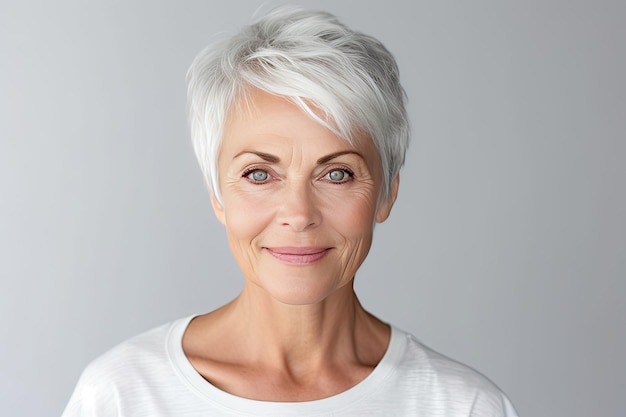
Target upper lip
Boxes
[264,247,330,255]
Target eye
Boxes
[244,168,271,183]
[323,168,353,183]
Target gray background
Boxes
[1,1,624,416]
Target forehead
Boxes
[221,89,378,160]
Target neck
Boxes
[238,283,363,359]
[195,282,389,371]
[183,282,390,401]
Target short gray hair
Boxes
[187,7,409,204]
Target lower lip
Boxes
[265,248,331,265]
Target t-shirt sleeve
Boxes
[61,364,121,417]
[500,394,519,417]
[468,385,519,417]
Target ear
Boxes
[375,175,400,223]
[210,193,226,225]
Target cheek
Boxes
[222,192,274,241]
[324,191,377,237]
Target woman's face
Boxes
[213,90,397,306]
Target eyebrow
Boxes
[233,150,363,164]
[233,151,280,163]
[316,150,363,164]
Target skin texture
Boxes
[183,89,400,401]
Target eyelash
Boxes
[242,167,273,183]
[241,166,355,184]
[322,167,354,184]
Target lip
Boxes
[264,247,331,265]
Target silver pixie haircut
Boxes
[187,7,409,205]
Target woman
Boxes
[63,8,518,416]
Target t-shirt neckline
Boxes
[166,315,407,416]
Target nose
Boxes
[276,180,322,231]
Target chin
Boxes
[254,275,351,307]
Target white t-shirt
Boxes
[62,317,518,416]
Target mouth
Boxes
[264,247,331,265]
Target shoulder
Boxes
[81,319,176,382]
[62,318,192,416]
[389,327,518,416]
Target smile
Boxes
[264,247,331,265]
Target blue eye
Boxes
[245,169,270,183]
[324,169,352,183]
